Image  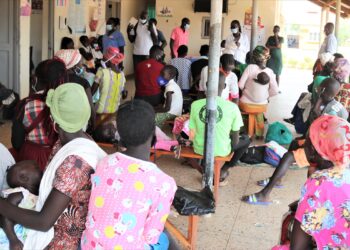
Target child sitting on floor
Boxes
[0,160,42,249]
[155,65,183,128]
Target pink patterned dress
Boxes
[81,153,177,250]
[295,167,350,249]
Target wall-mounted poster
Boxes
[56,0,66,7]
[67,0,86,34]
[287,35,299,48]
[20,0,31,16]
[158,6,172,17]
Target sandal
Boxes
[241,194,272,206]
[257,178,284,188]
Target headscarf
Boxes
[252,46,270,65]
[103,47,125,65]
[54,49,82,69]
[46,83,90,133]
[333,58,350,83]
[309,115,350,166]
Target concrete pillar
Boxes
[335,0,341,39]
[250,0,258,52]
[320,7,326,45]
[325,6,330,22]
[203,0,223,188]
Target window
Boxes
[201,17,211,39]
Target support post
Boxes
[335,0,341,39]
[320,7,326,46]
[325,6,330,22]
[250,0,258,53]
[204,0,222,188]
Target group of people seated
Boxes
[0,10,349,249]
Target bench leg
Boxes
[188,215,199,249]
[214,160,224,204]
[248,114,255,137]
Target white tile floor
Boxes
[0,68,313,250]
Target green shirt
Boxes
[189,97,243,157]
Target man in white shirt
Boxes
[127,11,158,72]
[224,20,250,64]
[318,22,337,58]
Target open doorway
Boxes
[0,0,20,91]
[106,0,121,19]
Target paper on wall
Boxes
[67,0,86,34]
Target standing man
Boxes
[224,20,250,65]
[127,11,158,72]
[149,18,167,50]
[170,18,190,58]
[318,22,337,58]
[313,22,338,76]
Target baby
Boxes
[0,160,42,249]
[254,72,270,86]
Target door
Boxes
[0,0,18,91]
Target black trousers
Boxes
[225,134,251,167]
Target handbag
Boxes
[264,141,288,167]
[240,146,266,164]
[265,122,293,145]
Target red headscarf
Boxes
[310,115,350,166]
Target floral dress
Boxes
[45,141,95,250]
[295,167,350,249]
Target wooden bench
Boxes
[96,142,115,149]
[165,215,199,250]
[150,147,233,203]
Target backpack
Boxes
[240,146,266,164]
[265,122,293,145]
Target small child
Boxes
[79,36,95,70]
[155,65,183,128]
[0,160,42,249]
[93,46,126,115]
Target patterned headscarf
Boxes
[309,115,350,166]
[46,83,90,133]
[103,47,125,65]
[252,46,270,64]
[333,58,350,83]
[54,49,82,69]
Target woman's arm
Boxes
[238,66,250,90]
[290,220,313,250]
[0,189,70,232]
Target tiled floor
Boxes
[0,68,312,250]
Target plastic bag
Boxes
[240,146,266,164]
[172,186,215,216]
[265,122,293,145]
[264,141,288,167]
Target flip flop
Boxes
[242,194,272,206]
[257,178,284,188]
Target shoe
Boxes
[283,118,294,125]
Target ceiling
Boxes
[309,0,350,17]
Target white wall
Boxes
[19,15,30,98]
[155,0,279,59]
[30,11,43,67]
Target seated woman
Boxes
[11,59,66,170]
[238,46,279,139]
[333,58,350,117]
[55,49,96,129]
[81,100,176,250]
[290,115,350,249]
[0,83,106,249]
